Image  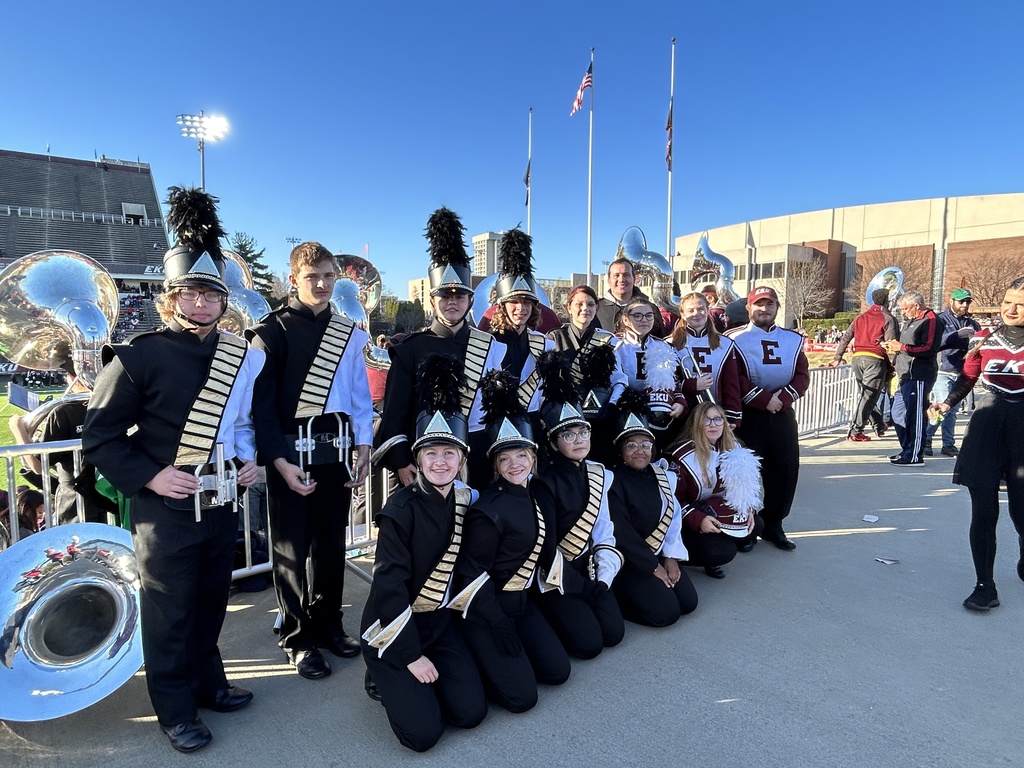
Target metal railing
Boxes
[794,364,857,437]
[0,439,385,583]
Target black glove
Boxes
[957,327,976,339]
[490,616,523,658]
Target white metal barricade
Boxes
[793,365,858,437]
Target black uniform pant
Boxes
[612,566,698,627]
[537,585,624,660]
[736,408,800,533]
[851,356,888,434]
[680,515,764,569]
[130,491,236,727]
[461,592,570,712]
[268,461,352,652]
[361,617,486,752]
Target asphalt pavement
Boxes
[3,423,1022,768]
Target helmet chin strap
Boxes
[174,303,226,330]
[434,294,474,328]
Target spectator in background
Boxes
[16,487,44,540]
[883,290,941,465]
[924,287,980,457]
[829,288,899,441]
[597,258,655,333]
[701,284,728,334]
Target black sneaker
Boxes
[923,444,934,457]
[940,445,959,457]
[963,582,999,611]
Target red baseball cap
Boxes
[747,286,779,304]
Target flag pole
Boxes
[526,107,533,235]
[666,37,676,265]
[586,47,595,288]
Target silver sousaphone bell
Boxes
[0,523,142,721]
[864,265,905,312]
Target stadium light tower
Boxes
[176,111,229,190]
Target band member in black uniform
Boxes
[928,277,1024,611]
[83,187,263,752]
[360,355,487,752]
[531,353,624,659]
[450,370,570,713]
[373,207,504,489]
[667,401,765,576]
[246,242,373,679]
[726,286,809,551]
[606,389,697,626]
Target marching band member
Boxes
[607,389,697,626]
[360,355,487,752]
[667,291,743,427]
[247,242,373,679]
[450,370,570,713]
[374,207,504,489]
[84,188,263,752]
[531,353,624,659]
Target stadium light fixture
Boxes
[176,111,229,190]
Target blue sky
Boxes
[2,1,1022,297]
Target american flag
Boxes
[665,98,673,170]
[570,64,593,116]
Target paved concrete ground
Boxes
[3,423,1022,767]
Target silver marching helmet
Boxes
[0,523,142,721]
[690,231,738,306]
[615,226,680,312]
[218,248,272,334]
[330,254,390,371]
[864,266,904,312]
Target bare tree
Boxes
[786,257,831,326]
[849,243,934,310]
[268,271,292,309]
[953,252,1022,308]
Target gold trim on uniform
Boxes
[411,487,471,612]
[447,572,490,617]
[556,462,604,561]
[174,333,247,466]
[294,314,356,419]
[361,606,413,658]
[503,501,547,591]
[643,464,675,554]
[517,333,549,410]
[459,328,493,416]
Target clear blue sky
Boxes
[2,1,1022,297]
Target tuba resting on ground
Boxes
[689,232,738,305]
[331,254,390,370]
[218,249,272,334]
[616,226,679,312]
[0,523,142,721]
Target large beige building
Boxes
[671,193,1024,325]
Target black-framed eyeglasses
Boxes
[178,289,225,303]
[629,312,655,321]
[558,428,592,443]
[704,416,724,426]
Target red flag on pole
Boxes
[570,64,593,116]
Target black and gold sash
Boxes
[174,333,248,466]
[517,333,549,411]
[503,501,547,592]
[644,464,676,553]
[295,314,356,419]
[556,462,605,561]
[412,487,471,612]
[459,327,493,417]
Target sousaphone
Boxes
[332,254,391,370]
[864,266,904,311]
[616,226,681,311]
[0,523,142,721]
[219,248,272,334]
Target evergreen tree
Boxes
[228,232,275,302]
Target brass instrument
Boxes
[690,232,738,305]
[864,266,904,312]
[219,248,271,333]
[332,254,390,370]
[616,226,680,312]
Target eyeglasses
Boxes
[178,289,225,303]
[624,441,654,452]
[558,428,592,443]
[629,312,655,322]
[704,416,725,427]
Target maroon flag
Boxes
[570,64,593,116]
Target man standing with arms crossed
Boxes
[727,286,809,551]
[247,242,372,680]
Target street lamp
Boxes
[176,111,229,190]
